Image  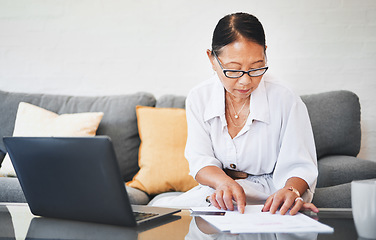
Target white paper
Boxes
[194,205,333,234]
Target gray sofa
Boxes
[0,89,375,208]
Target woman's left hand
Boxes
[261,187,319,215]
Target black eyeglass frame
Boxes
[212,51,269,79]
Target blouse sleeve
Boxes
[272,96,318,193]
[184,92,223,179]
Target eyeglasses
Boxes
[213,51,268,79]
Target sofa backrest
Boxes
[156,90,361,160]
[301,90,361,159]
[0,89,361,181]
[0,90,156,181]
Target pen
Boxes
[206,196,212,206]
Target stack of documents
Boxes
[190,205,333,234]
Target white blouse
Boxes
[184,74,318,191]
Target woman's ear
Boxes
[206,49,216,71]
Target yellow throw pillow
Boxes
[127,106,198,195]
[0,102,104,177]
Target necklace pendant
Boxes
[235,115,239,119]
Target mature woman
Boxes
[152,12,318,215]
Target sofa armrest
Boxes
[313,182,351,208]
[125,186,150,205]
[317,155,376,188]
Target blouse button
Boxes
[230,164,236,169]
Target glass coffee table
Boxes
[0,203,358,240]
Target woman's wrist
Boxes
[284,177,309,197]
[287,186,301,197]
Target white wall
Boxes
[0,0,375,161]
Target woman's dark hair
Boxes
[212,12,266,55]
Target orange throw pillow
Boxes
[127,106,198,195]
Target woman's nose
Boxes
[238,74,252,85]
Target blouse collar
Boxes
[204,74,270,126]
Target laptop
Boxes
[3,136,180,227]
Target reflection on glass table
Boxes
[185,209,358,240]
[186,216,318,240]
[0,203,359,240]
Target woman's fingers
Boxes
[263,193,319,215]
[213,189,235,211]
[263,188,320,215]
[209,183,246,213]
[289,198,304,215]
[269,193,285,214]
[233,191,246,214]
[209,192,220,209]
[302,202,319,213]
[290,201,319,215]
[223,191,234,211]
[215,190,227,210]
[261,194,274,212]
[279,197,296,215]
[211,188,318,216]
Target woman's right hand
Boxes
[196,166,246,214]
[209,180,246,214]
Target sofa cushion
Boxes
[301,90,361,159]
[11,102,103,137]
[0,177,149,205]
[0,177,26,203]
[312,182,351,208]
[0,102,104,177]
[317,155,376,188]
[0,90,156,181]
[125,186,150,205]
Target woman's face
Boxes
[208,38,267,100]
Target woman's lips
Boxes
[237,88,251,94]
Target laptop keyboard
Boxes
[134,211,159,222]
